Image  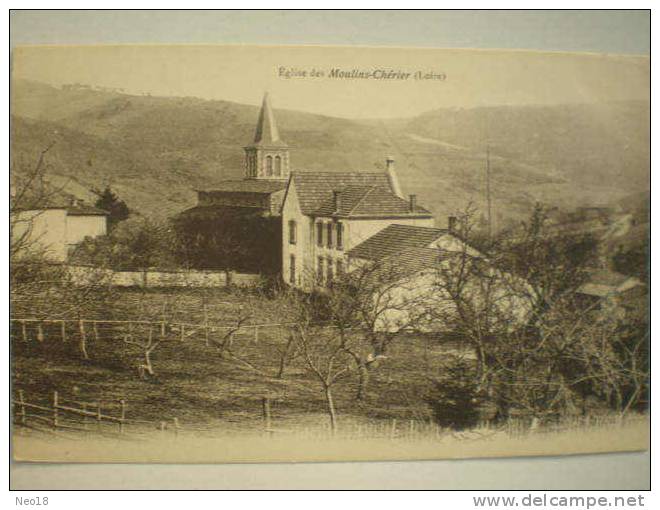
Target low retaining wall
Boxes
[66,265,261,288]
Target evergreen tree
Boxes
[94,186,129,229]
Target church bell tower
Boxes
[244,93,290,180]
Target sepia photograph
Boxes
[9,13,650,471]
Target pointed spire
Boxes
[253,92,283,146]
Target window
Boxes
[327,258,334,283]
[317,257,324,284]
[265,155,273,176]
[316,222,323,247]
[288,220,297,244]
[274,156,282,177]
[289,254,296,284]
[327,222,333,249]
[336,259,344,277]
[336,222,343,250]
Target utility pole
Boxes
[486,144,493,240]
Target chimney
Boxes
[333,190,341,213]
[409,194,417,212]
[448,216,457,233]
[385,156,404,198]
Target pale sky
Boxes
[12,44,650,119]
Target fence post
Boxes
[17,389,26,426]
[93,321,100,342]
[262,397,272,436]
[180,324,185,343]
[390,418,397,439]
[173,417,180,437]
[160,321,166,340]
[204,305,210,347]
[119,400,126,434]
[52,391,59,430]
[36,323,44,343]
[82,403,89,431]
[21,321,28,342]
[97,404,102,432]
[79,319,89,359]
[61,320,67,342]
[254,325,259,344]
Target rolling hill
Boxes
[11,79,650,226]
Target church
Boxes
[183,92,455,286]
[175,93,289,273]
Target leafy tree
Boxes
[72,217,178,270]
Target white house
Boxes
[280,161,436,289]
[11,200,108,262]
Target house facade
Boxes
[281,164,436,289]
[12,200,108,262]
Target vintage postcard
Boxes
[10,43,649,463]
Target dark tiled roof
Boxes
[348,224,448,261]
[201,179,287,194]
[177,205,269,219]
[369,247,445,282]
[292,171,392,215]
[313,185,373,216]
[313,185,431,218]
[291,171,399,215]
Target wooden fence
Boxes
[11,389,202,438]
[12,389,451,441]
[9,316,307,348]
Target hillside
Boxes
[11,79,650,225]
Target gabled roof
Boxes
[66,204,109,216]
[247,92,288,148]
[313,185,432,218]
[13,200,109,216]
[348,224,448,261]
[291,171,431,217]
[363,246,446,283]
[199,179,287,194]
[576,269,644,298]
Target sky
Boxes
[10,10,650,55]
[12,44,649,119]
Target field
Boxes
[12,286,470,435]
[11,284,649,463]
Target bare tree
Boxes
[123,325,161,379]
[322,257,430,401]
[281,290,353,431]
[429,203,647,424]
